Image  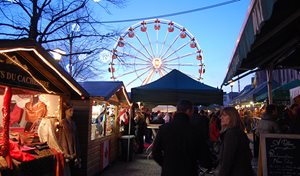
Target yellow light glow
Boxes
[152,58,162,69]
[0,52,56,94]
[0,48,84,96]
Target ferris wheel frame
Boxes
[109,18,205,87]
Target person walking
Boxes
[190,107,210,142]
[217,107,253,176]
[134,110,147,154]
[152,100,212,176]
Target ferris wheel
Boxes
[108,18,205,88]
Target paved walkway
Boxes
[101,135,258,176]
[100,153,215,176]
[100,154,161,176]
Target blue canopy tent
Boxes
[131,69,223,106]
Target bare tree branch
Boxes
[0,0,127,81]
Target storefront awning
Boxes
[223,0,300,86]
[79,81,131,106]
[231,81,279,104]
[256,79,300,102]
[0,39,89,99]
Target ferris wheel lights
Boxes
[109,18,205,85]
[128,27,135,38]
[180,28,186,38]
[154,19,161,30]
[141,21,147,32]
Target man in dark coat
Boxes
[152,100,212,176]
[190,108,210,142]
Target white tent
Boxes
[152,105,176,112]
[290,86,300,103]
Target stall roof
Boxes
[256,79,300,102]
[230,81,280,104]
[0,39,89,98]
[131,69,223,106]
[222,0,300,86]
[79,81,130,105]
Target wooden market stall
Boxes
[0,39,89,175]
[79,81,131,175]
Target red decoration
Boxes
[1,86,13,169]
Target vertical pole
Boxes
[69,34,73,76]
[266,68,273,104]
[238,76,241,93]
[127,105,134,161]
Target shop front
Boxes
[0,39,89,175]
[79,81,131,175]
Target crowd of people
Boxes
[121,96,300,176]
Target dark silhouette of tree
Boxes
[0,0,126,80]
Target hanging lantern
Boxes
[118,37,125,47]
[154,19,160,30]
[141,21,147,32]
[128,27,135,38]
[180,28,186,38]
[190,38,196,48]
[168,21,174,32]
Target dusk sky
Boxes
[97,0,253,93]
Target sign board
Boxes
[260,133,300,176]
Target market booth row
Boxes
[0,39,89,175]
[78,81,131,174]
[0,39,131,176]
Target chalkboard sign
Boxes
[260,134,300,176]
